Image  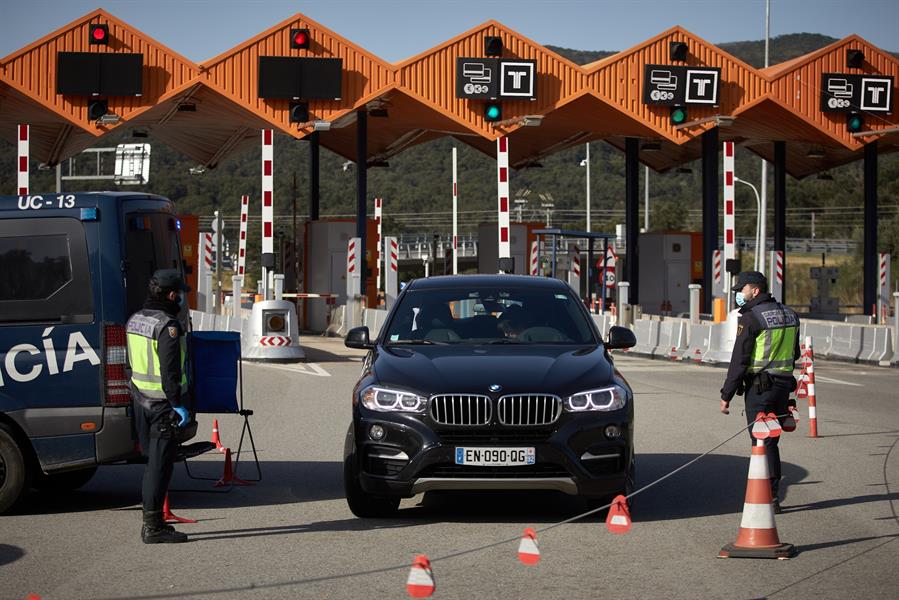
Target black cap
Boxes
[153,269,190,292]
[731,270,767,292]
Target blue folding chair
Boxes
[183,331,261,482]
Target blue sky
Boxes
[2,0,897,63]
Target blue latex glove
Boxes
[172,407,190,428]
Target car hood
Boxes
[372,344,613,397]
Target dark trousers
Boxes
[134,398,177,513]
[743,376,794,500]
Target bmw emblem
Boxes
[489,384,502,393]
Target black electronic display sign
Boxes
[820,74,893,113]
[642,65,721,106]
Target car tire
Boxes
[0,424,31,514]
[32,466,98,491]
[343,452,401,518]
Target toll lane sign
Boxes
[642,65,721,106]
[820,74,893,113]
[500,60,536,99]
[456,58,537,100]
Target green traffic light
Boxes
[847,113,863,132]
[670,106,687,125]
[485,104,501,121]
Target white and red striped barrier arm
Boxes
[346,237,361,298]
[722,142,735,296]
[529,240,538,276]
[496,137,511,262]
[17,125,29,196]
[713,249,722,295]
[375,197,382,292]
[261,130,274,256]
[238,195,249,277]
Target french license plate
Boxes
[455,447,536,466]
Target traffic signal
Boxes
[846,49,864,69]
[290,28,310,49]
[88,99,108,120]
[484,36,503,56]
[289,101,309,123]
[89,24,109,45]
[846,112,864,132]
[670,105,688,126]
[484,102,502,122]
[669,41,688,62]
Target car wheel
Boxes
[33,466,98,491]
[0,424,30,514]
[343,451,401,518]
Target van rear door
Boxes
[122,209,185,316]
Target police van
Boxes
[0,192,189,513]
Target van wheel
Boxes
[0,425,30,514]
[343,452,400,518]
[33,466,98,491]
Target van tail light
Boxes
[104,323,131,406]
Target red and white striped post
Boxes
[237,195,249,278]
[713,249,723,297]
[17,125,29,195]
[346,237,362,329]
[374,197,382,296]
[568,245,581,295]
[496,137,511,267]
[805,336,818,438]
[879,253,891,325]
[199,232,214,312]
[261,130,274,299]
[769,250,785,302]
[723,142,736,309]
[529,240,539,276]
[385,236,399,310]
[452,146,459,275]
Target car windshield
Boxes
[383,286,596,345]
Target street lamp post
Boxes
[734,177,762,272]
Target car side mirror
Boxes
[606,325,636,350]
[345,326,375,350]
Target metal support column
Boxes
[625,137,640,305]
[702,128,719,313]
[309,131,320,221]
[356,110,368,295]
[864,140,878,316]
[774,141,786,302]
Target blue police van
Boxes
[0,192,188,513]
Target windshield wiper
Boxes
[387,339,444,345]
[485,339,524,344]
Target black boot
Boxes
[141,510,188,544]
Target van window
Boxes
[124,212,183,315]
[0,218,94,324]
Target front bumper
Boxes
[349,407,632,499]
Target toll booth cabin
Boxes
[637,232,703,316]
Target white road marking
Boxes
[250,362,331,377]
[814,375,863,387]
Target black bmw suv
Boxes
[343,274,637,517]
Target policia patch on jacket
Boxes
[737,324,744,336]
[168,326,178,338]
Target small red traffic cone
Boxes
[406,554,435,598]
[211,419,225,453]
[517,528,541,565]
[214,448,253,487]
[605,494,632,534]
[718,439,796,559]
[162,494,197,524]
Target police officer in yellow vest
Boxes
[127,269,191,543]
[720,271,800,513]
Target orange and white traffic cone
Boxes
[211,419,225,453]
[805,336,818,438]
[162,494,197,524]
[406,554,435,598]
[214,448,253,488]
[605,494,632,534]
[718,425,795,559]
[517,528,541,565]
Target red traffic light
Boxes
[89,24,109,45]
[290,28,310,49]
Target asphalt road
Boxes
[2,338,897,600]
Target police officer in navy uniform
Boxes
[126,269,191,543]
[719,271,800,512]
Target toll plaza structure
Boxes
[2,9,898,318]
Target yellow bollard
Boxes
[713,298,726,323]
[254,294,262,303]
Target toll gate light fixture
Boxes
[670,105,688,126]
[846,49,865,69]
[715,115,735,127]
[289,101,309,123]
[341,160,354,172]
[312,120,331,131]
[669,41,688,62]
[96,113,121,125]
[88,99,109,121]
[484,102,503,122]
[521,115,544,127]
[290,28,310,49]
[641,141,661,152]
[484,36,503,57]
[89,24,109,45]
[189,165,206,175]
[806,147,826,159]
[846,112,864,133]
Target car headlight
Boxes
[564,385,628,412]
[361,386,427,413]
